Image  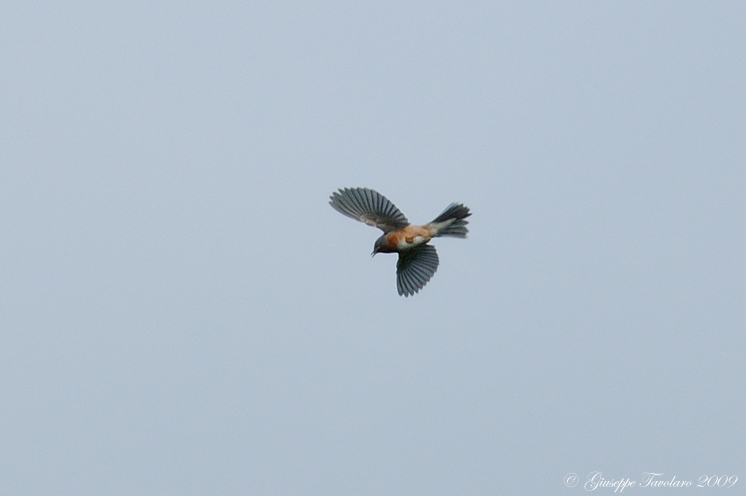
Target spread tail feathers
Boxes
[428,203,471,238]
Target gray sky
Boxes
[1,2,744,495]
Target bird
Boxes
[329,187,471,296]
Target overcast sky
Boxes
[1,2,744,495]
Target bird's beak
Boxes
[371,251,377,257]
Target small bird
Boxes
[329,187,471,296]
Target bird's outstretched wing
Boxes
[329,187,409,233]
[396,245,439,297]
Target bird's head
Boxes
[372,235,388,256]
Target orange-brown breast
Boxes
[386,225,432,249]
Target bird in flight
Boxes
[329,187,471,296]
